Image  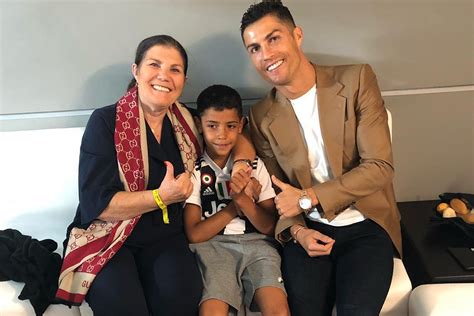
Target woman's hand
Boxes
[295,227,335,257]
[158,161,193,205]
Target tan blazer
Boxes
[249,64,402,256]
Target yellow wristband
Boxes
[152,189,169,224]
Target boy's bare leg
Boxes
[254,287,290,316]
[200,299,229,316]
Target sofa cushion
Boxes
[409,283,474,316]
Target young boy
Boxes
[184,85,289,316]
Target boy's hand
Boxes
[232,191,251,217]
[230,169,251,195]
[226,201,241,218]
[244,177,262,202]
[230,200,244,217]
[232,178,261,217]
[231,160,252,178]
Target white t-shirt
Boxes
[186,152,276,234]
[290,84,365,226]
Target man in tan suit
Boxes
[240,1,402,315]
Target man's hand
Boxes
[272,175,304,218]
[296,228,335,257]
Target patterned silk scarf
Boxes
[56,86,201,305]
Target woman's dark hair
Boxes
[196,84,243,118]
[240,0,295,38]
[127,35,188,91]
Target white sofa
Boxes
[0,128,92,316]
[0,127,413,315]
[408,283,474,316]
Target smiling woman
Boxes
[133,45,186,112]
[131,38,188,128]
[55,35,204,315]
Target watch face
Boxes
[299,196,312,210]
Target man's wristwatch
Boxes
[298,190,313,215]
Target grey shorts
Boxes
[189,233,286,312]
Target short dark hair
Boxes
[196,85,243,118]
[240,0,296,38]
[127,35,188,90]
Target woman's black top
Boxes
[66,104,187,248]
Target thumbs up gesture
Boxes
[272,175,308,218]
[157,161,193,205]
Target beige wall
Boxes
[386,91,474,201]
